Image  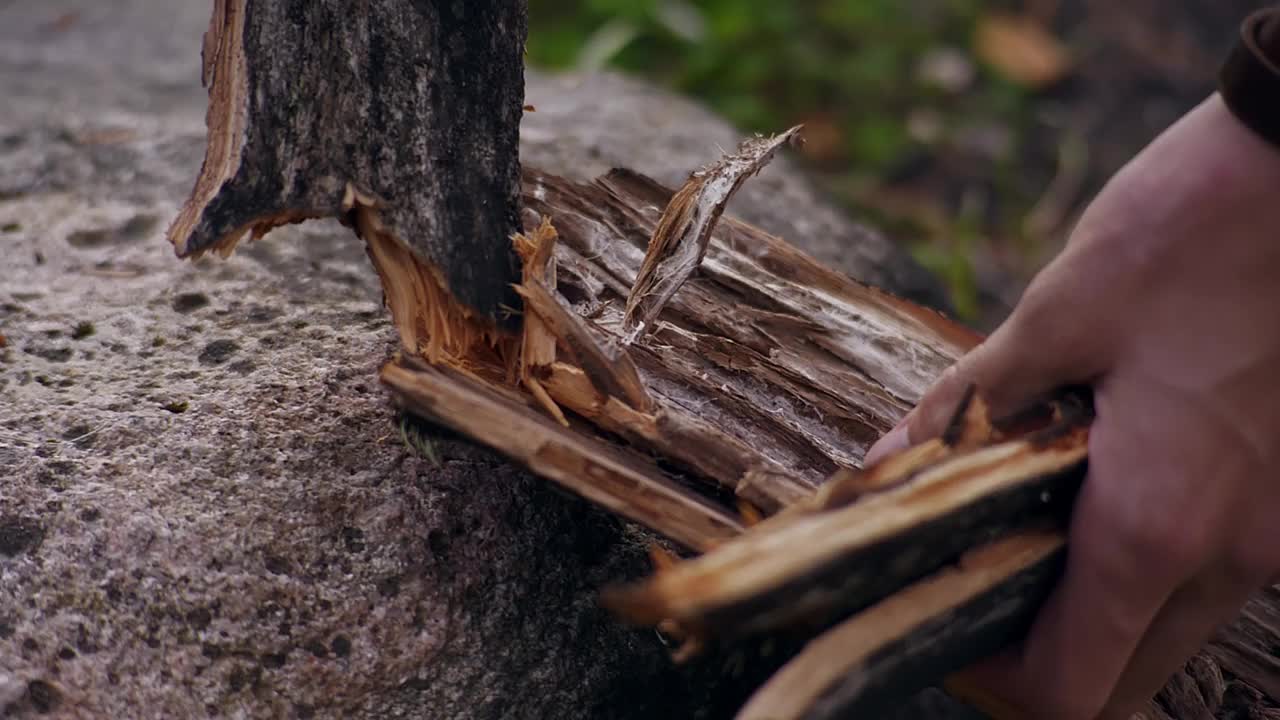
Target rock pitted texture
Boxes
[0,2,953,719]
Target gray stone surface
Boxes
[0,2,954,719]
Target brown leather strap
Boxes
[1219,6,1280,149]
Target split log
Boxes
[378,162,981,532]
[1206,585,1280,702]
[164,1,1280,717]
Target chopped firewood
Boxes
[172,94,1088,707]
[599,391,1091,641]
[514,215,560,375]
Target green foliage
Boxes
[527,0,1038,321]
[397,414,441,466]
[529,0,981,168]
[910,219,981,322]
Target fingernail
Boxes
[864,422,910,467]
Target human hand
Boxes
[865,93,1280,719]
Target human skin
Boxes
[865,93,1280,719]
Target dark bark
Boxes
[1157,669,1218,720]
[602,433,1087,638]
[1207,585,1280,702]
[737,533,1067,720]
[168,0,527,321]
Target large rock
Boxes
[0,2,954,718]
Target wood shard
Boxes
[735,531,1066,720]
[515,217,563,420]
[356,197,510,367]
[515,279,651,412]
[381,357,742,552]
[622,126,804,342]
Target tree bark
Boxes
[167,0,527,322]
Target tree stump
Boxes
[168,0,528,323]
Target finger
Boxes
[863,414,913,466]
[867,251,1115,466]
[960,502,1178,718]
[1098,568,1264,718]
[865,325,1093,466]
[916,291,1110,442]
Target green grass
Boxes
[397,414,441,466]
[527,0,1044,320]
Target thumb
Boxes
[866,286,1110,465]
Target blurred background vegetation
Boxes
[526,0,1266,327]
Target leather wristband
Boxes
[1219,6,1280,149]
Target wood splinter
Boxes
[622,126,805,343]
[514,217,568,425]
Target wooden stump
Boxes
[167,0,527,323]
